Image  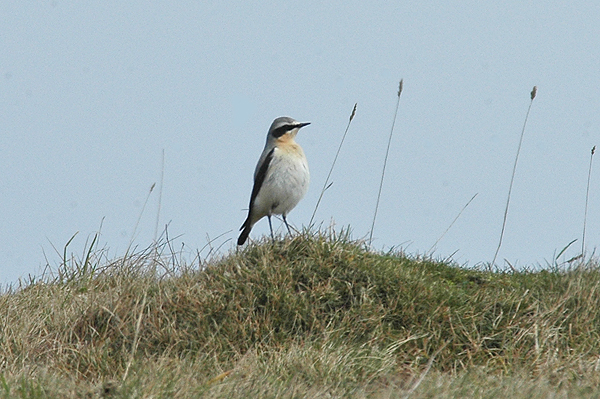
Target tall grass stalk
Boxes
[369,79,403,245]
[154,149,165,243]
[127,183,156,256]
[428,193,478,255]
[309,103,357,227]
[491,86,537,268]
[403,340,449,399]
[123,292,147,381]
[582,145,596,255]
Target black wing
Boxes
[240,147,275,230]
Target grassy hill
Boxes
[1,231,600,398]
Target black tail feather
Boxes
[238,218,251,245]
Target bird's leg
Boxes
[282,215,292,236]
[268,215,275,243]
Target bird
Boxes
[238,116,311,245]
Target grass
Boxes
[491,86,538,267]
[369,79,404,245]
[2,231,600,398]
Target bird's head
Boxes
[268,117,310,142]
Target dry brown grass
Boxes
[1,231,600,397]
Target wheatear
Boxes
[238,116,310,245]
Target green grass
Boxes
[1,230,600,398]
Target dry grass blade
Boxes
[154,149,165,243]
[127,183,156,257]
[123,292,147,382]
[428,193,478,255]
[582,145,596,256]
[369,79,403,245]
[309,103,357,227]
[491,85,537,268]
[403,340,450,398]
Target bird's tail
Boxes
[237,218,252,245]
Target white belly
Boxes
[253,149,309,218]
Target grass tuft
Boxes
[2,232,600,397]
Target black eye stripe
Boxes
[271,124,295,138]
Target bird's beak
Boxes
[296,122,311,129]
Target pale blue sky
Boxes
[2,1,600,285]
